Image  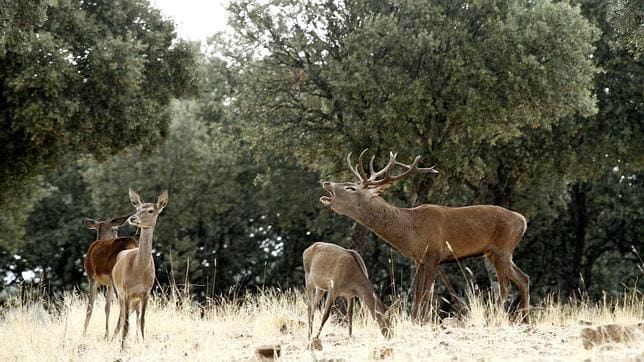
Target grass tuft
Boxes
[0,287,642,360]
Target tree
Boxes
[80,97,335,298]
[0,160,105,294]
[457,0,643,300]
[0,0,199,208]
[223,0,600,313]
[225,0,599,199]
[607,0,643,59]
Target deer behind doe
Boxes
[83,216,138,338]
[303,242,391,340]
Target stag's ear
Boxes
[83,218,97,229]
[109,215,129,227]
[368,183,392,196]
[129,188,143,208]
[156,190,169,211]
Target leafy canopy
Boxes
[0,0,199,205]
[225,0,599,190]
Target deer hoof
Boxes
[308,338,323,350]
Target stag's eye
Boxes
[148,210,154,214]
[344,186,357,192]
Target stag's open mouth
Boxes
[320,185,334,206]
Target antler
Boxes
[347,149,438,187]
[347,149,370,182]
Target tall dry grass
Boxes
[0,287,642,361]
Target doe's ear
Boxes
[129,188,143,208]
[157,190,169,211]
[109,215,129,227]
[83,218,97,230]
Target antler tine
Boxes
[363,153,438,187]
[364,151,398,185]
[391,156,439,180]
[394,155,439,174]
[347,149,370,182]
[357,149,369,181]
[347,152,363,181]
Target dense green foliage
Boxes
[0,0,641,308]
[0,0,199,210]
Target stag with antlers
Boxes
[320,150,530,322]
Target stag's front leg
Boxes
[410,262,426,321]
[419,260,439,323]
[414,254,440,324]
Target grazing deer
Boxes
[320,150,530,321]
[83,216,138,338]
[112,189,168,349]
[304,242,391,339]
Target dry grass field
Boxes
[0,288,642,361]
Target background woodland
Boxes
[0,0,641,310]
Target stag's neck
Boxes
[135,227,155,268]
[354,198,415,257]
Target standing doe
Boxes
[304,242,391,340]
[83,216,138,338]
[112,189,168,349]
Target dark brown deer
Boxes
[112,189,168,349]
[304,242,391,340]
[83,216,138,338]
[320,150,530,321]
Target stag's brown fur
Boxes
[83,216,138,338]
[304,242,391,339]
[321,151,530,321]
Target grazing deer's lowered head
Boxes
[321,150,530,322]
[83,215,138,338]
[304,242,391,340]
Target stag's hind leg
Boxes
[509,261,530,321]
[488,253,511,309]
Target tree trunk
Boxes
[349,223,369,256]
[568,182,588,297]
[411,174,434,206]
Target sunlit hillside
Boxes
[0,289,642,361]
